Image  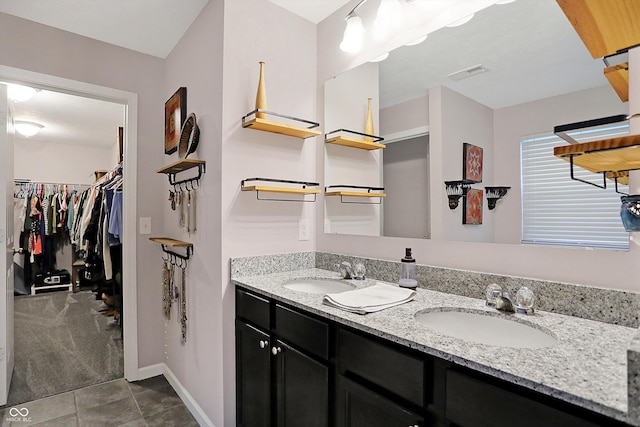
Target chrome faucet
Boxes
[486,285,535,314]
[335,261,355,279]
[493,289,516,313]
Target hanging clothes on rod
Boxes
[14,180,91,293]
[68,163,124,321]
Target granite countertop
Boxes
[232,268,637,425]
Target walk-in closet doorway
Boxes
[0,65,139,406]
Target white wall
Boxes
[434,85,494,242]
[220,1,317,425]
[14,139,117,184]
[162,0,224,425]
[0,10,167,372]
[317,1,640,292]
[324,62,382,236]
[380,95,429,136]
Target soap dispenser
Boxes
[399,248,418,289]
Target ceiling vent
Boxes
[447,64,489,81]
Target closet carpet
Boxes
[7,290,124,406]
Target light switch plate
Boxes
[139,217,151,235]
[299,218,310,241]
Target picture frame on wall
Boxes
[164,87,187,155]
[463,143,483,183]
[463,188,483,225]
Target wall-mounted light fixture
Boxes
[8,84,38,102]
[445,180,473,209]
[485,186,510,210]
[340,0,415,54]
[15,121,44,137]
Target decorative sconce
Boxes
[485,186,510,210]
[444,180,472,209]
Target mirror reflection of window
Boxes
[520,126,630,250]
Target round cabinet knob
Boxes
[259,340,268,349]
[271,346,282,355]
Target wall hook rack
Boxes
[156,159,206,192]
[149,237,193,267]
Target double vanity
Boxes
[233,255,638,427]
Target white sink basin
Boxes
[283,278,355,294]
[415,309,557,349]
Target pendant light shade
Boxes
[373,0,402,40]
[340,14,365,53]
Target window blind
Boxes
[520,125,629,249]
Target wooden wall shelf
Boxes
[557,0,640,59]
[604,63,629,102]
[157,159,206,189]
[241,178,320,202]
[325,129,385,150]
[149,237,193,248]
[325,190,386,198]
[242,110,320,139]
[149,237,194,262]
[156,159,205,175]
[242,185,321,195]
[553,134,640,189]
[324,185,386,204]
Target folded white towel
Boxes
[323,283,416,314]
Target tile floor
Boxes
[0,376,199,426]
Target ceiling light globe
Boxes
[15,121,44,137]
[8,84,37,103]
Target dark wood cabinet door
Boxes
[275,340,330,427]
[336,375,425,427]
[236,320,271,427]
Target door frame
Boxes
[0,65,140,381]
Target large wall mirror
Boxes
[323,0,627,243]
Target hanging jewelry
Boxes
[168,190,176,210]
[192,189,197,232]
[162,259,171,320]
[181,265,187,342]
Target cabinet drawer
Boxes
[236,288,270,331]
[336,375,425,427]
[446,370,610,427]
[337,328,425,406]
[275,304,329,360]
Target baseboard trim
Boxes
[163,364,216,427]
[136,363,164,380]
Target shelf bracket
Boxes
[568,156,630,195]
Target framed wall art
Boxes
[463,188,483,225]
[165,87,187,155]
[463,143,483,183]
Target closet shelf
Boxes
[241,109,321,139]
[325,129,385,150]
[156,159,206,188]
[241,178,320,202]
